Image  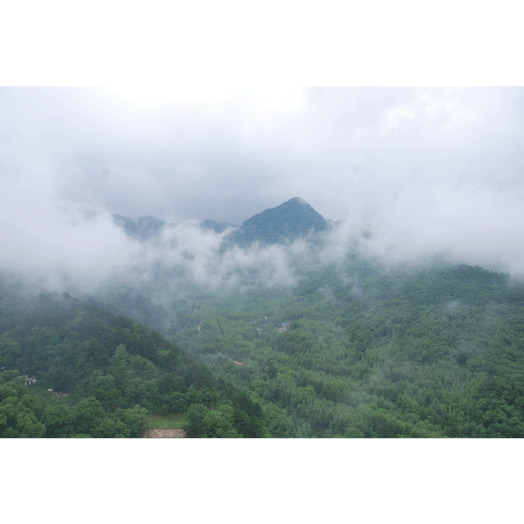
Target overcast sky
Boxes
[2,86,524,290]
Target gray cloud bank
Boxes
[2,86,524,297]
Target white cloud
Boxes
[2,86,524,295]
[377,105,417,136]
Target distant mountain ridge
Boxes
[112,214,165,240]
[200,219,238,234]
[114,197,329,246]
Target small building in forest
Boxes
[22,375,37,386]
[276,321,291,333]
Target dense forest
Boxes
[0,286,265,437]
[98,259,524,438]
[3,258,524,438]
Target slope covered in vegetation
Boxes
[161,262,524,437]
[226,197,328,246]
[0,287,266,437]
[4,259,524,438]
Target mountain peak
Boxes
[226,197,327,246]
[289,197,308,205]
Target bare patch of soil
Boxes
[142,428,186,438]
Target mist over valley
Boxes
[2,87,524,438]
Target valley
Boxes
[2,198,524,438]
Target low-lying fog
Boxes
[2,87,524,299]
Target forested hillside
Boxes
[146,261,524,438]
[226,197,328,246]
[4,260,524,438]
[0,286,266,437]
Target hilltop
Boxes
[226,197,328,246]
[200,219,238,234]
